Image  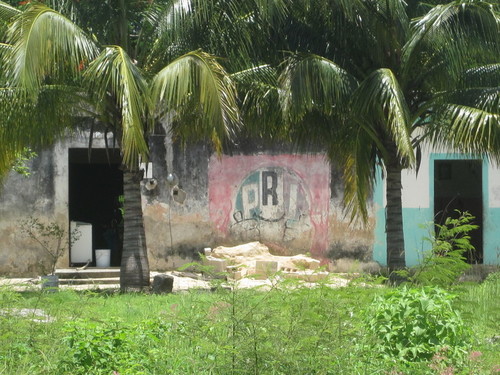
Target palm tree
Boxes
[273,0,500,275]
[0,0,249,290]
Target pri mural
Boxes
[208,154,330,257]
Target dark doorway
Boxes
[434,159,483,263]
[69,149,123,266]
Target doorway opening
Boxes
[434,159,483,263]
[69,148,123,267]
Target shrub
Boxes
[61,319,144,374]
[365,286,470,364]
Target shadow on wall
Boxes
[327,241,380,273]
[327,241,372,261]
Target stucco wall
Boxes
[142,138,215,270]
[0,144,69,276]
[0,133,376,276]
[203,153,374,261]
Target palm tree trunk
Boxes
[385,155,406,275]
[118,0,129,54]
[120,170,150,291]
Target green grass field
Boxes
[0,274,498,374]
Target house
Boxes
[374,150,500,267]
[0,132,373,277]
[1,132,498,277]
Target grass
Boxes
[0,274,498,374]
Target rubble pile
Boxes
[203,241,329,282]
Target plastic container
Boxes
[95,249,111,267]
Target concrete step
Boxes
[58,277,120,285]
[55,268,120,280]
[59,283,121,291]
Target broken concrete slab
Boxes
[212,241,270,258]
[202,256,228,273]
[209,242,324,281]
[255,260,279,279]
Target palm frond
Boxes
[366,0,410,44]
[152,49,240,153]
[430,102,500,158]
[351,68,414,166]
[84,46,150,169]
[460,63,500,88]
[4,3,98,97]
[0,1,20,21]
[152,0,193,37]
[0,41,11,62]
[403,1,500,80]
[231,64,283,138]
[279,53,358,124]
[253,0,288,23]
[0,83,85,176]
[147,0,286,72]
[328,0,368,23]
[339,128,378,223]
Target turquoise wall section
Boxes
[484,208,500,264]
[402,207,433,266]
[373,153,500,266]
[373,170,433,267]
[373,202,433,266]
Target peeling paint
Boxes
[208,154,331,258]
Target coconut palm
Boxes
[273,0,500,275]
[0,0,258,290]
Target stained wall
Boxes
[0,134,375,276]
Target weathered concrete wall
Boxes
[0,131,118,276]
[143,145,375,270]
[142,136,215,270]
[0,131,376,276]
[0,144,69,276]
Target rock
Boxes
[207,241,329,281]
[212,242,270,258]
[226,265,248,280]
[281,255,320,270]
[152,274,174,294]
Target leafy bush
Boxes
[61,318,161,374]
[365,286,471,364]
[62,319,129,374]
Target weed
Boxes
[19,217,81,275]
[399,211,477,287]
[0,280,496,374]
[365,286,471,365]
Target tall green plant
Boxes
[403,210,477,286]
[10,147,36,177]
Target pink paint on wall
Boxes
[208,154,331,258]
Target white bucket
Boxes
[95,249,111,267]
